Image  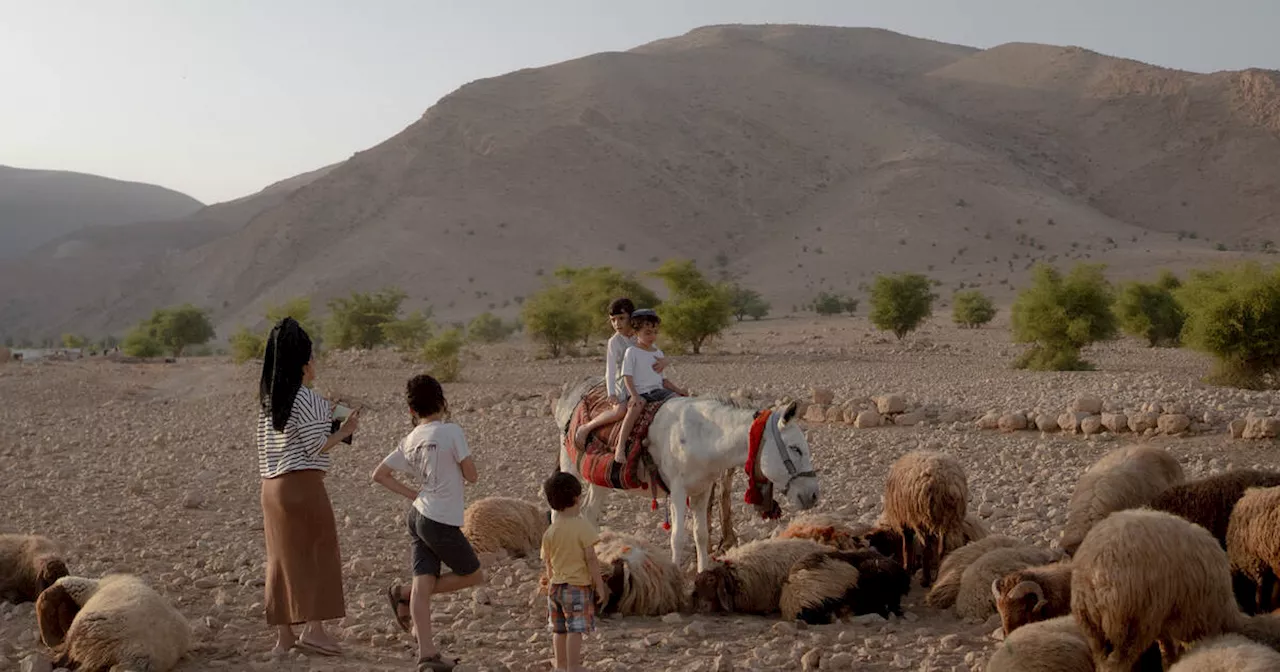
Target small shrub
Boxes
[869,273,935,339]
[522,285,588,357]
[952,290,996,328]
[811,292,847,316]
[229,327,266,364]
[1177,262,1280,388]
[467,312,513,344]
[382,310,433,351]
[1114,271,1185,347]
[122,327,163,358]
[325,287,407,350]
[421,328,464,382]
[729,285,770,321]
[1010,263,1117,370]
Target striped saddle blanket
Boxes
[564,382,668,492]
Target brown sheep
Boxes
[993,561,1073,635]
[1059,444,1184,555]
[0,534,69,604]
[461,496,549,559]
[595,529,685,616]
[1072,509,1244,672]
[925,534,1023,609]
[1167,634,1280,671]
[1226,485,1280,614]
[984,616,1094,672]
[954,545,1064,622]
[691,538,828,616]
[1148,469,1280,549]
[774,513,871,551]
[37,574,190,672]
[881,450,969,587]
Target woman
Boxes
[257,317,360,656]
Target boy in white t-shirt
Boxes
[572,298,666,452]
[612,309,687,462]
[371,374,485,672]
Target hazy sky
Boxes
[3,0,1277,205]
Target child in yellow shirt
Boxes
[540,473,608,672]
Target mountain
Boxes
[0,166,203,260]
[3,24,1279,340]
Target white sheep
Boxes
[1167,634,1280,671]
[691,538,828,616]
[955,545,1065,622]
[774,513,872,551]
[1071,509,1244,671]
[594,528,685,616]
[881,450,970,587]
[926,535,1024,609]
[1059,444,1184,555]
[461,496,549,560]
[985,616,1094,672]
[36,574,191,672]
[1225,485,1280,614]
[0,534,69,604]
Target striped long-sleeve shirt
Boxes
[257,386,334,478]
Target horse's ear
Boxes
[781,400,798,424]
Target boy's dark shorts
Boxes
[406,508,481,577]
[640,388,677,403]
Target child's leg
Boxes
[553,633,568,671]
[411,573,440,660]
[574,402,627,448]
[613,400,645,463]
[424,518,487,595]
[566,633,583,672]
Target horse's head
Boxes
[754,400,820,511]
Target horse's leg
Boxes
[668,485,690,570]
[582,483,607,527]
[689,488,714,573]
[717,468,737,552]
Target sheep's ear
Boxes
[38,558,69,592]
[36,584,78,648]
[715,578,732,611]
[780,401,798,424]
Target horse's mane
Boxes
[699,393,765,412]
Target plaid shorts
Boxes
[547,583,595,634]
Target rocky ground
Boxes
[3,316,1280,672]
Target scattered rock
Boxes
[1080,415,1103,436]
[811,388,835,406]
[1101,412,1129,434]
[854,410,883,429]
[1069,396,1103,415]
[997,412,1027,432]
[1158,414,1192,435]
[875,394,907,415]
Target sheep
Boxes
[461,496,549,559]
[779,548,911,624]
[1226,485,1280,614]
[36,573,191,672]
[594,529,685,616]
[0,534,69,604]
[691,537,828,616]
[984,616,1094,672]
[867,512,990,567]
[992,560,1074,635]
[881,450,970,587]
[775,513,873,551]
[955,546,1064,623]
[1148,469,1280,549]
[1233,612,1280,651]
[1167,634,1280,671]
[1059,444,1184,555]
[925,535,1024,609]
[1071,509,1244,672]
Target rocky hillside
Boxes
[3,24,1279,340]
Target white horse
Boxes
[553,377,821,573]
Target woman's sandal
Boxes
[417,653,460,671]
[385,582,413,632]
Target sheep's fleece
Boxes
[594,528,685,616]
[1167,634,1280,671]
[693,538,828,615]
[0,533,68,604]
[985,616,1094,672]
[461,496,548,558]
[926,535,1023,609]
[954,545,1064,622]
[41,574,190,672]
[1059,444,1184,555]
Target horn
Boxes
[991,577,1004,602]
[1008,580,1045,608]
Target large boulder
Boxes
[1069,395,1103,415]
[875,394,907,415]
[1157,414,1192,435]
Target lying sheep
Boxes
[985,616,1094,672]
[0,534,69,604]
[881,450,970,587]
[595,529,685,616]
[461,496,549,559]
[993,561,1073,635]
[1059,444,1184,555]
[869,513,990,566]
[1148,469,1280,549]
[779,548,911,624]
[955,546,1064,623]
[1232,612,1280,651]
[775,513,872,551]
[1072,509,1244,671]
[926,535,1023,609]
[1167,634,1280,671]
[36,574,191,672]
[691,538,828,616]
[1227,485,1280,614]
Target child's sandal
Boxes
[385,582,413,632]
[417,653,459,671]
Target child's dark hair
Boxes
[629,308,660,330]
[544,472,583,511]
[608,297,635,316]
[406,374,448,417]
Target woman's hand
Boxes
[338,407,361,438]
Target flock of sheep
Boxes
[8,440,1280,671]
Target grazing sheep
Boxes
[779,548,911,624]
[594,529,685,616]
[1059,444,1185,555]
[869,513,990,567]
[985,616,1094,672]
[775,513,872,551]
[926,535,1023,609]
[1227,485,1280,614]
[0,534,69,604]
[1071,509,1244,672]
[881,450,970,587]
[993,561,1074,635]
[1167,634,1280,671]
[945,513,990,553]
[36,574,190,672]
[691,538,828,616]
[461,496,549,559]
[955,546,1064,623]
[1148,469,1280,549]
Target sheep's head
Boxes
[37,557,69,593]
[992,574,1047,635]
[601,558,627,615]
[36,582,80,648]
[691,561,737,614]
[861,527,904,564]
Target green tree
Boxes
[122,326,163,357]
[421,327,465,382]
[61,334,87,349]
[811,292,847,316]
[553,266,661,342]
[1011,262,1118,370]
[729,285,770,321]
[324,287,407,349]
[869,273,935,339]
[522,285,590,357]
[952,290,997,328]
[1176,262,1280,388]
[648,259,734,354]
[1114,270,1185,347]
[229,327,266,364]
[467,312,512,344]
[265,297,321,345]
[122,304,215,357]
[382,310,433,352]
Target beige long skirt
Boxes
[261,469,346,625]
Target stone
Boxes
[997,412,1028,432]
[893,410,925,427]
[825,405,844,423]
[811,388,835,406]
[1128,412,1159,433]
[19,654,51,672]
[1080,416,1104,435]
[977,413,1000,430]
[181,492,205,510]
[825,652,856,671]
[1243,417,1280,440]
[1231,418,1248,439]
[1069,396,1103,415]
[854,410,883,429]
[805,404,828,423]
[801,648,822,671]
[712,654,733,672]
[875,394,907,415]
[1058,412,1088,433]
[1101,412,1129,433]
[1034,414,1058,432]
[1158,414,1192,435]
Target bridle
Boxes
[751,409,817,498]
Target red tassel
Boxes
[651,498,658,511]
[661,521,671,530]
